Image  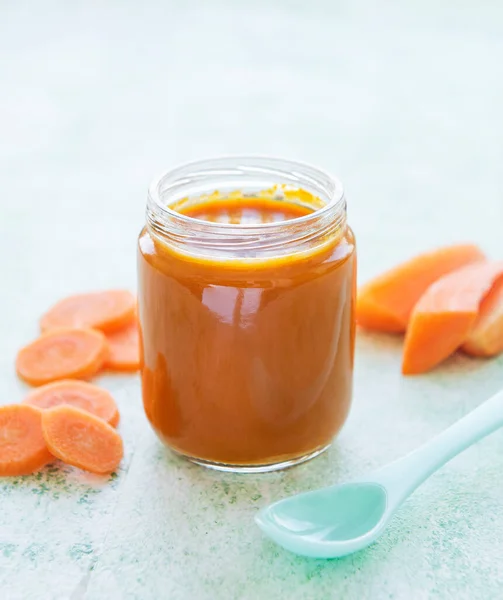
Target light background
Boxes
[1,2,503,598]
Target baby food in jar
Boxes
[138,157,356,472]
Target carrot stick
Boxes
[16,328,109,386]
[0,405,53,476]
[104,321,140,372]
[462,277,503,357]
[42,405,123,474]
[23,380,120,427]
[40,290,136,334]
[357,244,485,333]
[402,261,503,374]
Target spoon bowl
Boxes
[256,482,388,558]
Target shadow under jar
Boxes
[138,157,356,472]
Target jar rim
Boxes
[147,155,345,231]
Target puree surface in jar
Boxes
[138,191,356,467]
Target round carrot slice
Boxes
[42,405,123,474]
[40,290,136,334]
[0,405,53,476]
[23,380,120,427]
[105,321,140,372]
[16,328,109,386]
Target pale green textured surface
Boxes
[2,1,503,599]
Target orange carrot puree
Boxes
[138,193,356,466]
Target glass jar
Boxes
[138,157,356,472]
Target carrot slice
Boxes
[40,290,136,334]
[16,328,109,386]
[462,277,503,357]
[402,261,503,374]
[105,321,140,372]
[0,405,53,476]
[357,244,485,333]
[23,380,120,427]
[42,405,123,474]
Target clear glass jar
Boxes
[138,156,356,472]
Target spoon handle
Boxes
[370,389,503,507]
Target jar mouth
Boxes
[147,155,345,231]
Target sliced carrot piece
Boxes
[462,277,503,357]
[42,405,123,474]
[16,328,109,386]
[0,405,53,476]
[40,290,136,334]
[105,321,140,372]
[402,261,503,374]
[357,244,485,333]
[23,380,120,427]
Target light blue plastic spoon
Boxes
[255,388,503,558]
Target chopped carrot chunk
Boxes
[402,261,503,374]
[462,277,503,357]
[357,244,485,333]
